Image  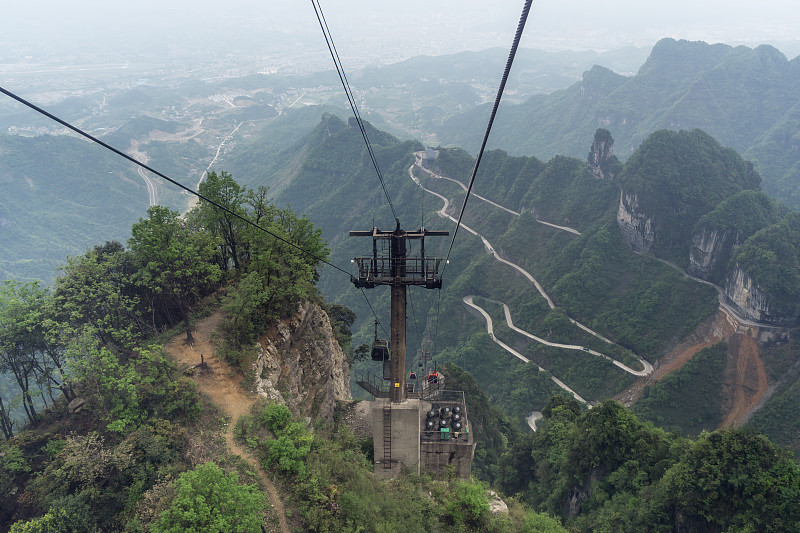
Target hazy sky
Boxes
[2,0,799,64]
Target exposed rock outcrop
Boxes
[725,265,797,326]
[688,226,742,279]
[616,191,655,252]
[587,128,618,180]
[487,491,509,514]
[254,300,351,422]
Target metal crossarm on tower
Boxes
[350,218,448,403]
[350,221,448,290]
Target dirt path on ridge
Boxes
[164,311,290,533]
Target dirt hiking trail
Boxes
[164,311,290,533]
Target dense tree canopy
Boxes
[733,211,800,310]
[500,397,800,532]
[0,170,336,532]
[617,129,761,264]
[152,462,264,533]
[129,205,222,342]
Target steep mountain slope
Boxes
[253,115,800,453]
[0,170,569,533]
[437,38,800,207]
[3,111,800,532]
[615,128,761,263]
[0,134,149,282]
[255,117,734,419]
[689,190,786,284]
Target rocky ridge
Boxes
[688,226,741,279]
[616,191,655,252]
[725,265,791,326]
[254,300,351,422]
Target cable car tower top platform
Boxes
[350,218,448,402]
[350,219,448,290]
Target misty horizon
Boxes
[2,1,799,71]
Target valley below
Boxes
[3,29,800,532]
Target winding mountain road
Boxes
[474,296,652,376]
[648,255,782,330]
[463,295,588,404]
[411,152,783,432]
[129,141,158,206]
[188,121,245,209]
[413,152,581,235]
[408,158,652,379]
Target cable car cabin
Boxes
[371,338,390,361]
[427,371,439,384]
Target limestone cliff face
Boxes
[688,226,742,279]
[588,132,616,180]
[253,300,351,422]
[616,191,655,252]
[725,265,792,325]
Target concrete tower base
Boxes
[372,398,421,479]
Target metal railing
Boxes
[355,371,390,398]
[352,257,443,286]
[424,390,465,402]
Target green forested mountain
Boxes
[3,164,798,532]
[436,38,800,208]
[258,116,723,415]
[0,134,150,282]
[223,105,352,192]
[437,64,628,164]
[616,128,761,265]
[691,190,786,284]
[4,29,800,531]
[609,128,800,325]
[253,114,800,459]
[3,107,800,532]
[0,174,573,533]
[732,212,800,315]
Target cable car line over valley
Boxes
[0,84,394,333]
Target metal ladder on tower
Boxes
[383,403,392,469]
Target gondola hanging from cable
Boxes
[371,320,390,361]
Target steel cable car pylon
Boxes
[351,218,448,403]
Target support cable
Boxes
[310,0,398,221]
[431,0,533,354]
[433,288,443,353]
[361,288,389,338]
[441,0,532,277]
[0,85,351,277]
[1,84,391,344]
